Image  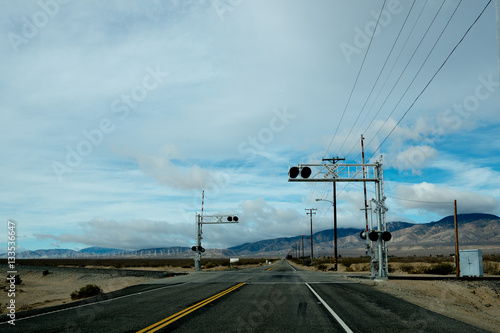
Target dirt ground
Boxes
[1,266,170,312]
[0,263,264,313]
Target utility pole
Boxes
[454,200,460,278]
[306,208,317,262]
[301,235,305,263]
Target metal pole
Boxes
[306,208,317,262]
[374,162,385,278]
[301,235,305,263]
[195,213,201,271]
[361,134,371,259]
[454,200,460,278]
[496,0,500,86]
[333,181,338,271]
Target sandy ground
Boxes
[0,264,263,313]
[1,266,172,312]
[2,263,499,332]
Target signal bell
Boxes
[361,230,392,242]
[191,246,205,252]
[381,231,392,242]
[368,231,379,241]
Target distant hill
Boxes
[230,213,500,257]
[4,213,499,258]
[315,213,500,257]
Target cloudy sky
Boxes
[1,0,499,252]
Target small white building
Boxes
[459,249,483,277]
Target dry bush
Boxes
[399,263,426,274]
[70,284,102,300]
[483,261,500,275]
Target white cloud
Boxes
[134,144,213,190]
[35,218,193,250]
[392,145,438,174]
[395,182,499,216]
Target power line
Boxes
[366,0,462,157]
[337,0,417,155]
[323,0,387,159]
[309,1,387,214]
[342,0,430,160]
[362,0,448,156]
[369,0,492,160]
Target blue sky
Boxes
[1,0,499,252]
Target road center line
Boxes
[305,283,354,333]
[266,265,278,271]
[137,282,246,333]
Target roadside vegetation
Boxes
[15,258,276,270]
[70,284,102,300]
[288,254,500,275]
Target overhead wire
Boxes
[365,0,461,158]
[309,0,387,226]
[368,0,492,160]
[342,0,430,160]
[351,0,447,161]
[336,0,417,155]
[323,0,387,160]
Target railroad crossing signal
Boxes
[194,213,239,271]
[360,230,392,242]
[191,246,205,252]
[288,157,391,279]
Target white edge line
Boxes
[305,282,354,333]
[0,282,187,324]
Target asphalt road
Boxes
[0,260,489,332]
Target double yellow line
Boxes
[137,283,246,333]
[266,265,278,271]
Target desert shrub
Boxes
[71,284,102,300]
[181,264,193,268]
[204,262,216,269]
[345,267,354,272]
[483,261,500,275]
[316,264,327,271]
[400,264,426,274]
[424,263,455,275]
[400,264,413,273]
[342,259,353,268]
[42,270,50,276]
[357,264,370,272]
[483,254,500,263]
[387,264,395,273]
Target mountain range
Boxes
[5,213,500,259]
